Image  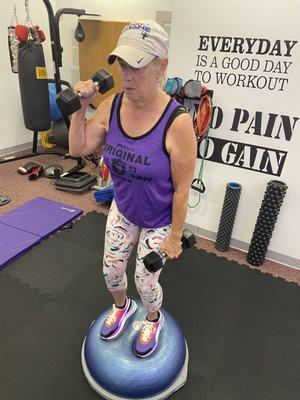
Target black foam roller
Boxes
[215,182,242,252]
[247,180,288,267]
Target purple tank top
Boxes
[103,92,183,228]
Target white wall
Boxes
[0,0,56,152]
[55,0,174,86]
[168,0,300,265]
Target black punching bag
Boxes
[18,41,51,132]
[74,21,85,42]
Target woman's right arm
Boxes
[68,79,115,157]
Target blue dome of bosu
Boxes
[81,300,189,399]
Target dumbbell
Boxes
[56,70,114,116]
[143,228,197,273]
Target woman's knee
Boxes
[102,252,127,285]
[103,266,127,291]
[134,272,156,296]
[134,274,163,311]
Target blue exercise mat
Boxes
[0,224,41,270]
[0,197,82,238]
[0,197,83,269]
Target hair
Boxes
[153,57,167,89]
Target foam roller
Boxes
[215,182,242,252]
[247,180,288,267]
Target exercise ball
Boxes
[48,83,63,122]
[81,300,189,399]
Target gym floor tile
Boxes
[207,273,300,400]
[0,302,100,400]
[56,210,107,253]
[0,272,54,345]
[160,248,254,379]
[1,213,299,400]
[3,237,98,297]
[56,251,140,314]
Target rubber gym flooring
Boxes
[0,211,299,400]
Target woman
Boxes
[69,20,197,358]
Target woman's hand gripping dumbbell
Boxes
[56,70,114,116]
[143,229,197,273]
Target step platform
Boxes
[54,171,97,193]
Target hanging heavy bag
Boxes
[18,41,51,132]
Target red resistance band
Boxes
[193,87,213,143]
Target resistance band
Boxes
[189,91,213,208]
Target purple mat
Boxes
[0,197,83,269]
[0,197,83,238]
[0,224,41,270]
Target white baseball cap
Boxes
[108,20,169,68]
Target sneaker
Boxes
[134,311,164,358]
[100,298,137,340]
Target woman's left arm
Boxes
[161,113,197,258]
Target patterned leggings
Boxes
[103,200,171,313]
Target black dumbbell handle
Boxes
[143,230,196,273]
[157,249,168,261]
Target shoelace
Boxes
[140,320,156,343]
[106,305,121,325]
